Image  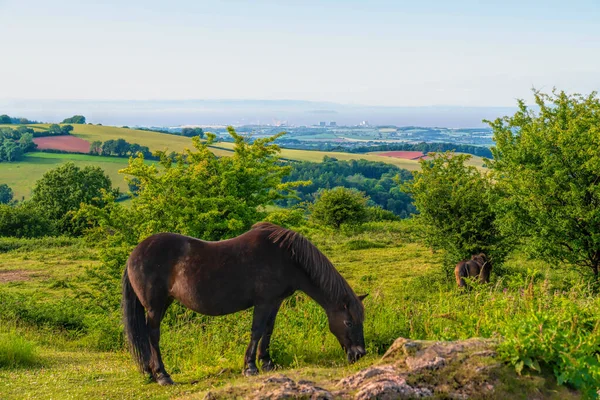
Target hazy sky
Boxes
[1,0,599,106]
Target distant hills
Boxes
[0,99,518,128]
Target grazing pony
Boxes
[122,222,367,385]
[454,253,491,288]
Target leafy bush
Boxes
[366,206,400,222]
[264,208,305,228]
[310,187,368,229]
[0,204,55,238]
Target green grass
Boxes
[0,222,597,398]
[0,327,39,369]
[0,152,134,199]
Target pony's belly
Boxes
[170,280,255,316]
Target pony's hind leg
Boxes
[147,301,173,385]
[258,302,282,372]
[243,304,274,376]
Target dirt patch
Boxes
[0,269,33,282]
[33,136,90,153]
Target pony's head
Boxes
[326,293,368,363]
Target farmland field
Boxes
[32,136,91,153]
[0,153,132,199]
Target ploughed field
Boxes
[0,222,593,399]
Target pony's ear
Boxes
[358,294,368,302]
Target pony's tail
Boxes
[122,266,151,374]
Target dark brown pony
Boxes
[454,253,492,288]
[122,222,367,385]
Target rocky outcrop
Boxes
[204,337,575,399]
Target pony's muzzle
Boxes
[347,345,366,363]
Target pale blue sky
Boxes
[1,0,599,106]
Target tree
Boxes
[84,127,303,243]
[30,162,118,234]
[181,127,204,138]
[1,139,24,161]
[61,115,86,124]
[90,140,102,154]
[19,133,37,152]
[47,124,62,135]
[0,115,11,124]
[488,90,600,281]
[61,125,74,134]
[0,184,13,204]
[310,187,368,229]
[402,152,507,272]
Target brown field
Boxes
[33,136,90,153]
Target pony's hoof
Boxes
[156,373,174,386]
[261,360,275,372]
[243,366,259,376]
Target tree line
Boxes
[278,157,415,218]
[349,142,493,158]
[89,138,153,158]
[136,126,205,138]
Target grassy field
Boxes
[0,222,596,399]
[210,142,426,171]
[0,153,133,199]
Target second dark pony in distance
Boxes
[454,253,492,288]
[122,222,367,385]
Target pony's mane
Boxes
[251,222,364,322]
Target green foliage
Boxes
[30,162,118,234]
[280,157,415,217]
[488,90,600,281]
[310,187,368,229]
[0,184,13,204]
[47,124,74,135]
[497,282,600,397]
[99,138,151,158]
[88,127,302,244]
[0,203,54,237]
[264,207,306,228]
[61,115,86,124]
[0,115,12,124]
[366,205,400,222]
[180,127,204,138]
[403,152,508,272]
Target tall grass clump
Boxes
[0,328,39,369]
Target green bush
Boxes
[310,187,368,229]
[366,206,400,222]
[0,204,55,238]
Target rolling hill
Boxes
[0,123,485,199]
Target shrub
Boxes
[310,187,368,229]
[0,204,55,238]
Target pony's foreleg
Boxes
[257,302,282,372]
[243,304,272,376]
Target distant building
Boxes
[319,121,326,127]
[359,120,369,127]
[329,121,337,126]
